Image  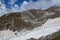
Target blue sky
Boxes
[2,0,60,11]
[0,0,60,16]
[3,0,38,8]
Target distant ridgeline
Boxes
[0,5,60,32]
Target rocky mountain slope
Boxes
[0,9,48,32]
[0,5,60,40]
[0,5,60,32]
[10,17,60,40]
[26,6,60,40]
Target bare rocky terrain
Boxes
[0,9,48,32]
[26,6,60,40]
[0,5,60,40]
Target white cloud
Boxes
[11,4,20,12]
[0,0,60,16]
[0,1,7,16]
[20,0,60,11]
[20,1,28,11]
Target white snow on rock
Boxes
[0,17,60,40]
[10,17,60,40]
[0,30,17,40]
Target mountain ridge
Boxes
[0,5,60,32]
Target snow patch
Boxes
[9,17,60,40]
[0,17,60,40]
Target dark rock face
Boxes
[46,5,60,12]
[0,10,48,32]
[46,6,60,19]
[0,13,35,31]
[47,11,60,19]
[27,38,38,40]
[22,9,48,27]
[52,35,60,40]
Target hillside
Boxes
[0,9,48,32]
[0,5,60,40]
